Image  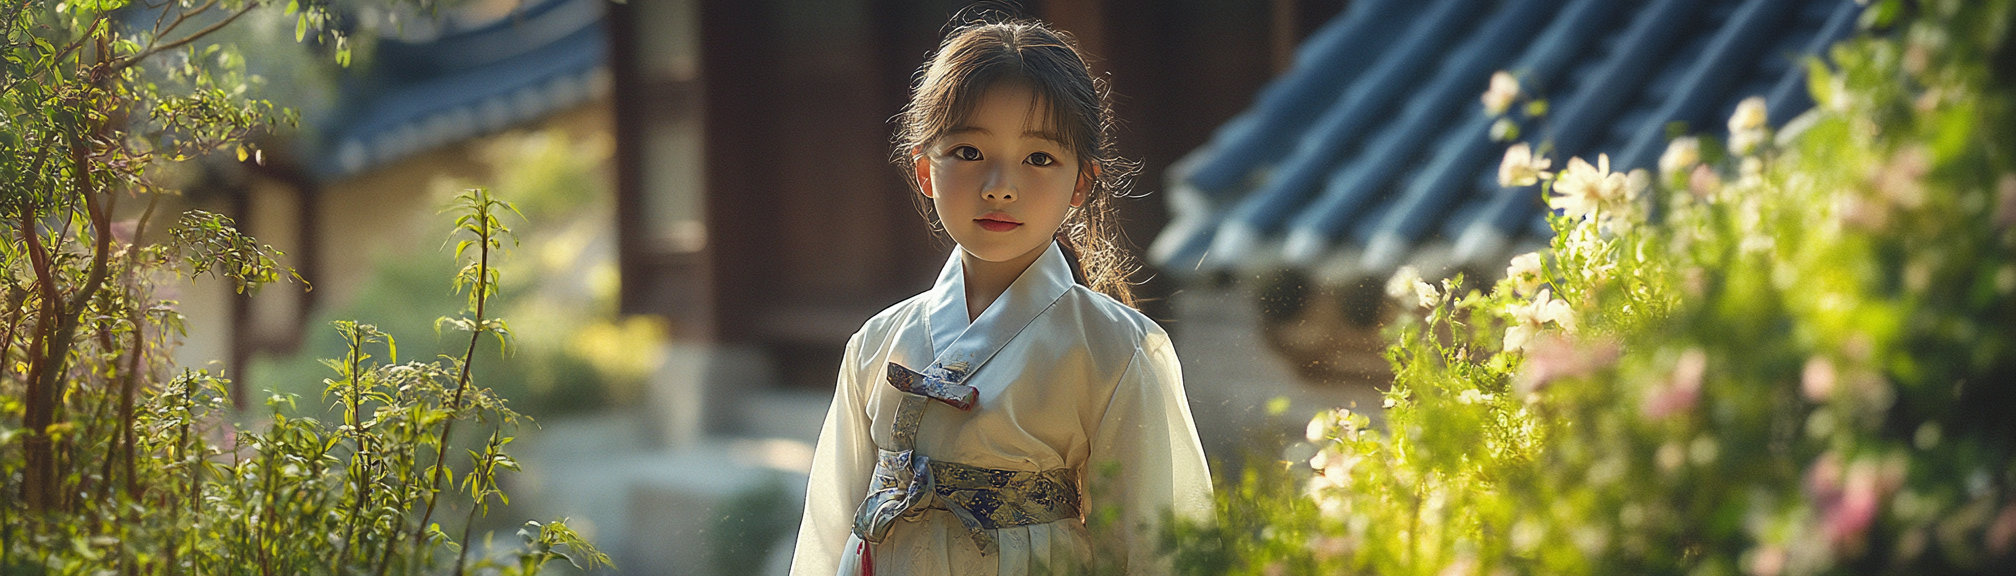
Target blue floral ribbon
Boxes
[884,362,979,411]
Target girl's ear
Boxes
[913,147,934,198]
[1071,165,1098,207]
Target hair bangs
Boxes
[919,56,1091,164]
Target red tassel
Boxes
[859,539,874,576]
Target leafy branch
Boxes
[412,186,519,567]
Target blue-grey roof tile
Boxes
[1153,0,1863,279]
[311,0,609,180]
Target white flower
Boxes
[1728,96,1768,133]
[1599,168,1652,233]
[1497,143,1551,188]
[1659,136,1700,178]
[1505,251,1544,296]
[1387,266,1444,310]
[1305,443,1360,496]
[1728,96,1769,155]
[1625,168,1650,202]
[1386,265,1423,300]
[1503,288,1574,352]
[1738,156,1767,190]
[1415,277,1442,309]
[1730,129,1765,156]
[1456,389,1494,405]
[1305,408,1360,442]
[1481,71,1521,116]
[1549,154,1627,220]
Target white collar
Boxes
[918,241,1075,381]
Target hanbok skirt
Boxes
[835,509,1091,576]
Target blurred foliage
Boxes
[1165,1,2016,575]
[249,127,660,421]
[711,478,797,576]
[2,1,601,573]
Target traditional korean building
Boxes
[1149,0,1863,378]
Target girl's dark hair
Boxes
[894,15,1142,307]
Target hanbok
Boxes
[789,242,1213,576]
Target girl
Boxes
[789,15,1213,576]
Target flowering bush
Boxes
[1167,1,2016,574]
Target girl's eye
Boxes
[1027,152,1055,167]
[951,146,982,161]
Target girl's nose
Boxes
[983,169,1015,201]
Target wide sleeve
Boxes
[1085,332,1214,575]
[790,330,877,576]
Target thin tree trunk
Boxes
[20,208,62,510]
[23,136,115,510]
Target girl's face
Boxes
[916,82,1089,268]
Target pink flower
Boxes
[1642,348,1707,419]
[1805,452,1907,559]
[1872,147,1931,210]
[1805,451,1843,499]
[1826,460,1882,555]
[1743,545,1787,576]
[1988,502,2016,557]
[1841,195,1890,230]
[1689,164,1722,198]
[1310,535,1350,561]
[1681,267,1708,297]
[1437,555,1479,576]
[1513,334,1620,396]
[1802,356,1836,402]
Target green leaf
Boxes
[1805,56,1836,110]
[1524,99,1548,118]
[297,14,308,42]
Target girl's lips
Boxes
[975,218,1022,232]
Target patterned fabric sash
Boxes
[850,362,1081,556]
[924,460,1080,530]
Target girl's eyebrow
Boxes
[944,126,1068,146]
[1023,129,1068,145]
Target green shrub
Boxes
[2,3,602,573]
[1169,1,2016,574]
